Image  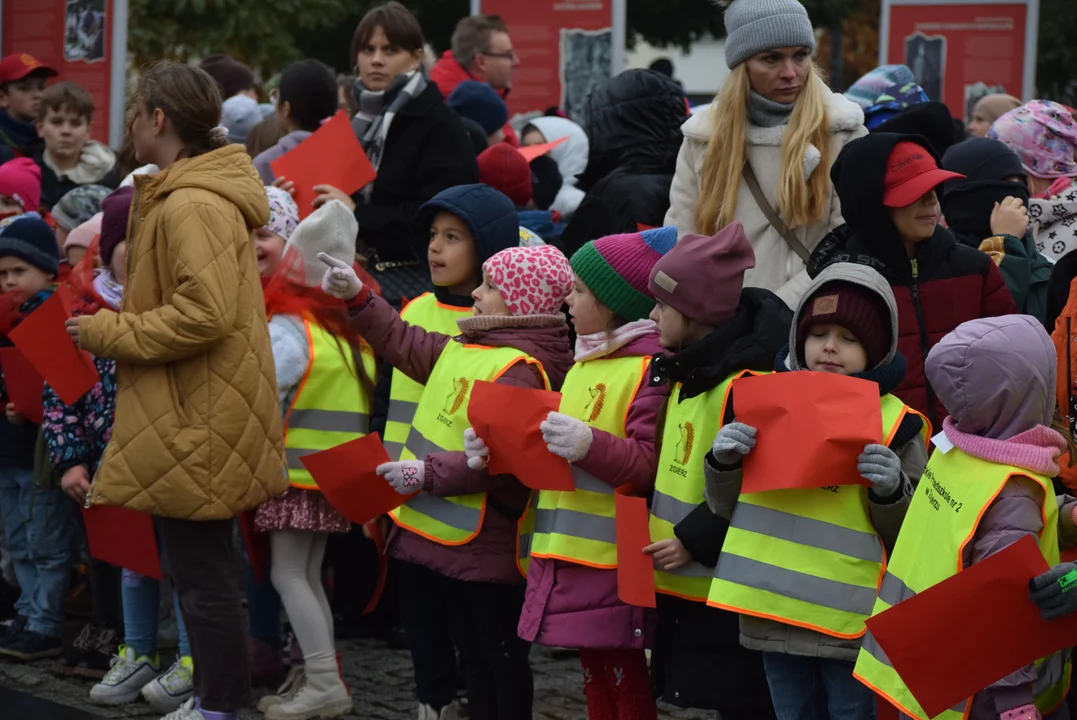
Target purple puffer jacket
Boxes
[253,130,311,185]
[348,289,573,584]
[518,332,670,651]
[926,316,1077,720]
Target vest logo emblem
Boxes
[675,421,695,465]
[444,378,470,415]
[584,383,606,422]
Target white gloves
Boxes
[858,444,902,497]
[318,252,363,301]
[711,422,757,466]
[376,461,425,495]
[540,412,594,463]
[463,428,489,470]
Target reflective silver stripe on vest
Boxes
[385,441,406,462]
[405,427,445,460]
[654,556,712,578]
[289,409,369,434]
[519,531,532,561]
[652,490,698,526]
[862,630,968,714]
[533,508,616,545]
[286,447,314,470]
[731,503,883,563]
[404,491,483,532]
[387,400,418,425]
[715,553,878,615]
[878,571,916,607]
[572,467,614,495]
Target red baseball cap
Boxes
[0,54,57,85]
[882,141,965,208]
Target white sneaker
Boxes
[265,655,351,720]
[418,703,461,720]
[257,664,306,712]
[141,655,194,712]
[160,698,204,719]
[89,645,161,705]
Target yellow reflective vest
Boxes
[284,319,376,490]
[854,447,1070,720]
[708,394,928,639]
[390,341,549,546]
[522,355,650,573]
[651,370,752,602]
[384,294,471,461]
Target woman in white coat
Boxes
[665,0,866,307]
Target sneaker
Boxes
[257,664,306,713]
[0,628,62,661]
[90,645,161,705]
[160,698,215,720]
[142,655,194,712]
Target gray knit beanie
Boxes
[723,0,816,69]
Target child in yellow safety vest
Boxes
[854,315,1077,720]
[253,200,376,720]
[320,241,574,719]
[643,221,786,718]
[708,262,928,720]
[468,226,676,720]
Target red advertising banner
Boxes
[880,0,1038,122]
[476,0,624,119]
[2,0,113,143]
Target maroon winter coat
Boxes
[347,289,573,584]
[517,332,670,651]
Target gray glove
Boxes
[858,444,902,497]
[1030,562,1077,621]
[711,422,757,466]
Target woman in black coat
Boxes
[312,3,478,283]
[559,69,688,256]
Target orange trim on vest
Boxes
[706,600,870,641]
[529,550,617,571]
[955,471,1032,574]
[393,501,489,547]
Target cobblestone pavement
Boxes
[0,640,715,719]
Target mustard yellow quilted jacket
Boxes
[79,145,286,520]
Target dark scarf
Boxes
[0,109,41,155]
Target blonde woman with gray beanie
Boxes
[665,0,866,308]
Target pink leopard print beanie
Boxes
[483,245,573,316]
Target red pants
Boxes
[579,648,657,720]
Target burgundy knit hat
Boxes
[648,222,755,326]
[796,281,891,368]
[477,145,532,207]
[483,244,573,316]
[99,186,134,265]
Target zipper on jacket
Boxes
[909,260,938,429]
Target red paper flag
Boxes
[517,136,568,163]
[299,433,415,525]
[467,381,574,491]
[615,489,656,608]
[0,347,43,423]
[236,511,269,584]
[270,110,377,219]
[865,536,1077,718]
[733,373,881,493]
[82,505,161,580]
[8,289,99,405]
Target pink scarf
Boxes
[574,319,656,362]
[942,417,1067,476]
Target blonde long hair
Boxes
[695,63,833,234]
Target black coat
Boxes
[34,150,122,211]
[560,70,687,256]
[352,82,479,264]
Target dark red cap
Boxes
[0,54,57,84]
[883,140,965,208]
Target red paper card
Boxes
[467,381,574,491]
[8,289,99,405]
[82,505,161,580]
[236,510,269,584]
[518,136,568,163]
[299,433,415,525]
[866,536,1077,718]
[615,489,656,608]
[0,347,43,423]
[270,110,377,219]
[733,373,881,493]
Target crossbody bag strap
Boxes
[743,163,810,263]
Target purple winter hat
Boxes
[987,100,1077,179]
